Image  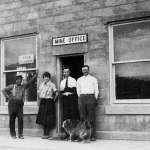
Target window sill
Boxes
[105,105,150,114]
[0,105,38,115]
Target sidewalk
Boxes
[0,135,150,150]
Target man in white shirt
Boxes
[60,67,79,122]
[77,65,99,141]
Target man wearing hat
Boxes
[2,73,37,139]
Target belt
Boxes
[80,94,94,96]
[11,97,23,101]
[40,98,53,100]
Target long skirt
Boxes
[36,98,55,128]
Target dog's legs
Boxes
[69,134,72,142]
[70,136,71,142]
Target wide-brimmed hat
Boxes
[16,75,23,80]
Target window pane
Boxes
[25,71,37,102]
[5,71,37,102]
[115,62,150,99]
[4,36,36,70]
[6,72,16,86]
[5,72,16,102]
[114,20,150,61]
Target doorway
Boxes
[56,54,84,134]
[60,55,84,80]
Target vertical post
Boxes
[56,57,62,135]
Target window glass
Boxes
[4,37,36,70]
[114,21,150,62]
[116,61,150,99]
[3,36,37,103]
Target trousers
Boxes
[78,94,96,138]
[8,100,24,137]
[61,94,80,121]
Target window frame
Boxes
[1,34,38,106]
[109,19,150,104]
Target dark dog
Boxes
[62,119,91,142]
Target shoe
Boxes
[90,137,96,141]
[41,135,49,139]
[11,136,17,139]
[60,135,69,140]
[18,135,24,139]
[48,137,53,140]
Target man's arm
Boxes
[94,78,99,100]
[76,79,81,97]
[24,72,37,89]
[2,85,13,99]
[52,84,59,102]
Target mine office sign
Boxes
[52,34,88,46]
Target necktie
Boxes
[65,77,68,89]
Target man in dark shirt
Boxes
[2,73,37,139]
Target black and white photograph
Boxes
[0,0,150,150]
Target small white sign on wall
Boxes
[19,54,34,64]
[52,34,88,46]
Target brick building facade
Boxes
[0,0,150,140]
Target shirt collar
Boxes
[44,80,52,85]
[64,76,70,80]
[83,74,90,78]
[15,84,22,87]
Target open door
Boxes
[56,55,84,134]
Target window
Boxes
[109,19,150,103]
[1,35,38,104]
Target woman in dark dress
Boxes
[36,72,58,139]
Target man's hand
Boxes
[5,94,9,99]
[7,95,13,101]
[63,93,69,96]
[95,95,98,100]
[54,91,59,102]
[62,92,72,96]
[35,70,39,77]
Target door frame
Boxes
[56,53,86,134]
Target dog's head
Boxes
[62,119,91,141]
[62,119,71,130]
[62,119,79,134]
